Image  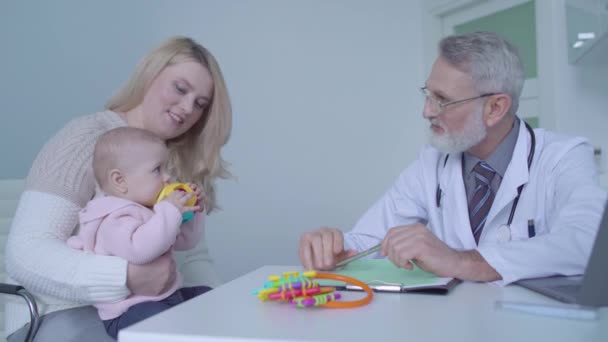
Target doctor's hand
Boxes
[299,227,357,270]
[381,224,462,278]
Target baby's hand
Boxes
[164,190,201,214]
[186,182,205,212]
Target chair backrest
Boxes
[0,179,25,339]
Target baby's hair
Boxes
[93,127,165,188]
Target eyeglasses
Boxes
[420,86,497,113]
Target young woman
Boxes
[6,36,232,341]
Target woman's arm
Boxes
[5,114,130,303]
[6,191,130,303]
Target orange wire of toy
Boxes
[314,272,373,308]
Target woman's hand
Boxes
[127,252,177,296]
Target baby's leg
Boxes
[180,285,213,300]
[103,291,184,339]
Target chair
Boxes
[0,179,40,342]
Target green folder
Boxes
[321,259,460,294]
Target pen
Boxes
[335,244,381,269]
[495,300,598,320]
[528,219,536,238]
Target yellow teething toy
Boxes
[156,183,197,222]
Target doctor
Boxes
[298,31,606,284]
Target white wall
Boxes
[0,0,427,281]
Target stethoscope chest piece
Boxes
[497,224,511,242]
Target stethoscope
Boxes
[435,121,536,240]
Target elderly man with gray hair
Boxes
[299,31,606,285]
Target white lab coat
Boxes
[345,119,607,285]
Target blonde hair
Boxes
[93,127,165,190]
[106,36,232,212]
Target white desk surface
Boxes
[120,265,608,342]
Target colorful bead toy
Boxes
[155,183,197,223]
[253,270,373,308]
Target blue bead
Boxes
[182,211,195,223]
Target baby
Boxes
[67,126,211,339]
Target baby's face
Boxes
[121,141,170,207]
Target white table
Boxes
[120,266,608,342]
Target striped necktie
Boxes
[469,161,496,244]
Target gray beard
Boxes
[429,108,486,153]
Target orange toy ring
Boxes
[314,272,373,308]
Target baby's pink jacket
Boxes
[67,195,204,320]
